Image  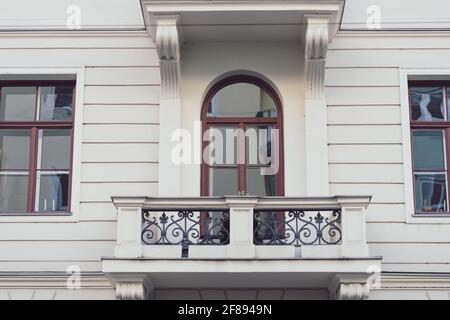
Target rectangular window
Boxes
[410,82,450,214]
[0,82,75,214]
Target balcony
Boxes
[102,196,382,300]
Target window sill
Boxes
[413,213,450,217]
[407,213,450,224]
[0,212,77,223]
[0,211,71,216]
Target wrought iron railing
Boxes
[141,209,230,246]
[114,196,370,259]
[253,209,342,245]
[142,208,342,247]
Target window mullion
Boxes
[34,86,40,121]
[34,129,44,212]
[446,86,449,121]
[444,86,448,121]
[27,127,38,213]
[238,122,246,194]
[446,128,450,213]
[67,126,75,212]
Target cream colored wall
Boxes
[1,2,450,300]
[0,32,160,281]
[327,32,450,274]
[0,0,144,30]
[180,42,306,197]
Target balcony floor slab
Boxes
[102,257,382,289]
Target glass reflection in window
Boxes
[410,87,445,121]
[0,87,36,121]
[208,83,277,118]
[412,130,445,170]
[0,130,30,170]
[0,173,29,212]
[415,174,447,213]
[36,173,69,212]
[39,86,73,121]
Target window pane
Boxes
[207,126,238,165]
[39,129,71,170]
[246,125,277,166]
[247,167,277,196]
[0,130,30,169]
[210,167,238,196]
[0,87,36,121]
[412,130,445,170]
[0,173,28,212]
[39,86,73,121]
[410,87,445,121]
[209,83,277,117]
[415,174,447,213]
[36,172,69,212]
[448,88,450,121]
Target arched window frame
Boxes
[200,75,285,197]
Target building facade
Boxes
[1,0,450,300]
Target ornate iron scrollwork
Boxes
[141,210,230,246]
[254,209,342,245]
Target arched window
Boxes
[201,75,284,196]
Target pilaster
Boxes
[152,15,182,196]
[304,15,332,196]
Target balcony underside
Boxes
[102,257,382,289]
[143,0,344,43]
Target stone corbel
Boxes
[153,15,181,100]
[115,277,154,300]
[328,274,371,300]
[336,283,370,300]
[304,15,332,100]
[116,282,145,300]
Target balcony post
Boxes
[337,196,371,258]
[225,197,258,259]
[112,197,146,258]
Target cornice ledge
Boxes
[141,0,345,13]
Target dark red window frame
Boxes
[409,81,450,214]
[200,75,285,197]
[0,80,76,214]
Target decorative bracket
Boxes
[304,15,332,100]
[115,282,146,300]
[328,273,372,300]
[336,283,370,300]
[115,277,154,300]
[152,15,181,100]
